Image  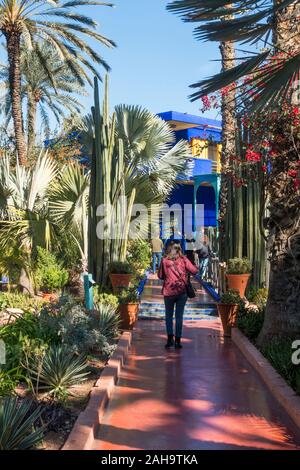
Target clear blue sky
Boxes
[83,0,222,120]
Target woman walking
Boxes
[158,241,198,349]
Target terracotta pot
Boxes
[118,303,139,330]
[109,273,133,294]
[226,273,251,298]
[217,303,239,337]
[42,292,57,302]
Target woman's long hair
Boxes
[165,241,183,259]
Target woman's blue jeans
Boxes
[152,252,162,272]
[164,292,188,338]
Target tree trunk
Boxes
[27,90,37,159]
[19,267,35,297]
[6,31,27,165]
[219,38,236,261]
[257,1,300,344]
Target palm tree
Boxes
[169,0,300,341]
[0,151,57,293]
[0,0,116,165]
[167,0,300,110]
[50,162,90,273]
[0,43,87,157]
[79,105,191,209]
[115,105,191,206]
[75,94,192,286]
[167,1,238,259]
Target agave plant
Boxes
[0,397,43,450]
[96,303,120,341]
[25,345,90,400]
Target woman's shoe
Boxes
[165,335,174,348]
[175,337,182,349]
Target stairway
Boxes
[139,300,217,321]
[139,274,217,321]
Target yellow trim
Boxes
[191,138,208,159]
[217,143,222,172]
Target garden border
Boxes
[62,330,132,450]
[232,328,300,430]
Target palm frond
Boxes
[189,51,269,100]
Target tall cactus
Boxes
[222,121,267,289]
[88,77,135,288]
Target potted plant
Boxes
[109,261,134,294]
[35,248,69,301]
[217,290,241,337]
[117,287,140,330]
[226,258,252,298]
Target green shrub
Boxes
[0,370,19,397]
[96,303,120,341]
[0,398,44,450]
[127,239,151,274]
[118,287,140,305]
[93,291,119,309]
[34,247,68,293]
[0,313,43,375]
[109,261,133,274]
[0,292,44,312]
[237,306,264,341]
[227,258,252,275]
[25,345,89,401]
[0,312,39,342]
[252,288,269,310]
[219,290,241,305]
[38,300,117,356]
[261,338,300,394]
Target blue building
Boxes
[158,111,222,245]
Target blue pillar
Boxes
[193,174,221,247]
[84,273,94,310]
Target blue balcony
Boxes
[177,158,213,181]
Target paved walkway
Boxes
[93,318,300,450]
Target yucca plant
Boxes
[25,345,90,400]
[0,397,43,450]
[96,303,120,341]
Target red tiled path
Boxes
[93,319,300,450]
